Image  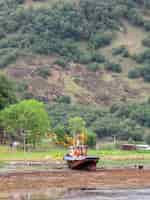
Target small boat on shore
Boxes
[64,145,99,171]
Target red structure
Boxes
[121,144,136,151]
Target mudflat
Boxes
[0,169,150,192]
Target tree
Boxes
[144,133,150,145]
[0,99,50,147]
[86,130,96,147]
[68,117,87,145]
[0,74,17,110]
[68,117,86,135]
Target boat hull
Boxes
[64,156,99,171]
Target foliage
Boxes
[56,95,71,104]
[111,101,150,129]
[92,53,105,63]
[0,49,18,68]
[36,67,51,79]
[54,58,68,68]
[87,63,99,72]
[112,46,129,57]
[128,67,142,79]
[68,117,86,136]
[46,103,145,141]
[86,130,96,147]
[79,52,92,64]
[105,62,122,73]
[134,50,150,64]
[126,8,144,26]
[0,74,17,110]
[90,33,112,49]
[128,65,150,82]
[0,0,149,67]
[0,99,50,146]
[53,125,67,145]
[144,20,150,31]
[144,133,150,145]
[142,36,150,48]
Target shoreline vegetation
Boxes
[1,146,150,168]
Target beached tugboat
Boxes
[64,134,99,170]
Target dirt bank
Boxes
[0,169,150,192]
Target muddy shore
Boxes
[0,169,150,192]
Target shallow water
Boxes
[1,188,150,200]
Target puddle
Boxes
[1,188,150,200]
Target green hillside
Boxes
[1,0,150,143]
[0,0,150,105]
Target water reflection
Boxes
[1,188,150,200]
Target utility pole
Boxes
[22,129,26,153]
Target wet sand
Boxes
[0,169,150,192]
[2,188,150,200]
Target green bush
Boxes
[144,20,150,31]
[92,53,105,63]
[144,133,150,145]
[90,33,112,49]
[134,50,150,63]
[79,52,92,64]
[105,62,122,73]
[142,37,150,47]
[128,68,142,79]
[37,67,50,79]
[87,63,99,72]
[0,74,17,110]
[112,46,129,57]
[128,65,150,82]
[54,58,68,68]
[127,9,144,26]
[0,49,18,68]
[17,80,28,93]
[142,66,150,82]
[56,95,71,104]
[87,130,96,147]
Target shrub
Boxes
[131,130,143,141]
[127,9,144,26]
[128,68,142,79]
[79,52,92,64]
[105,62,122,73]
[134,50,150,63]
[128,65,150,82]
[92,53,105,63]
[112,46,129,57]
[142,37,150,47]
[90,33,112,49]
[56,95,71,104]
[144,20,150,31]
[54,58,68,68]
[144,133,150,145]
[87,63,99,72]
[142,67,150,82]
[37,67,50,79]
[87,130,96,147]
[17,80,28,93]
[0,49,18,68]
